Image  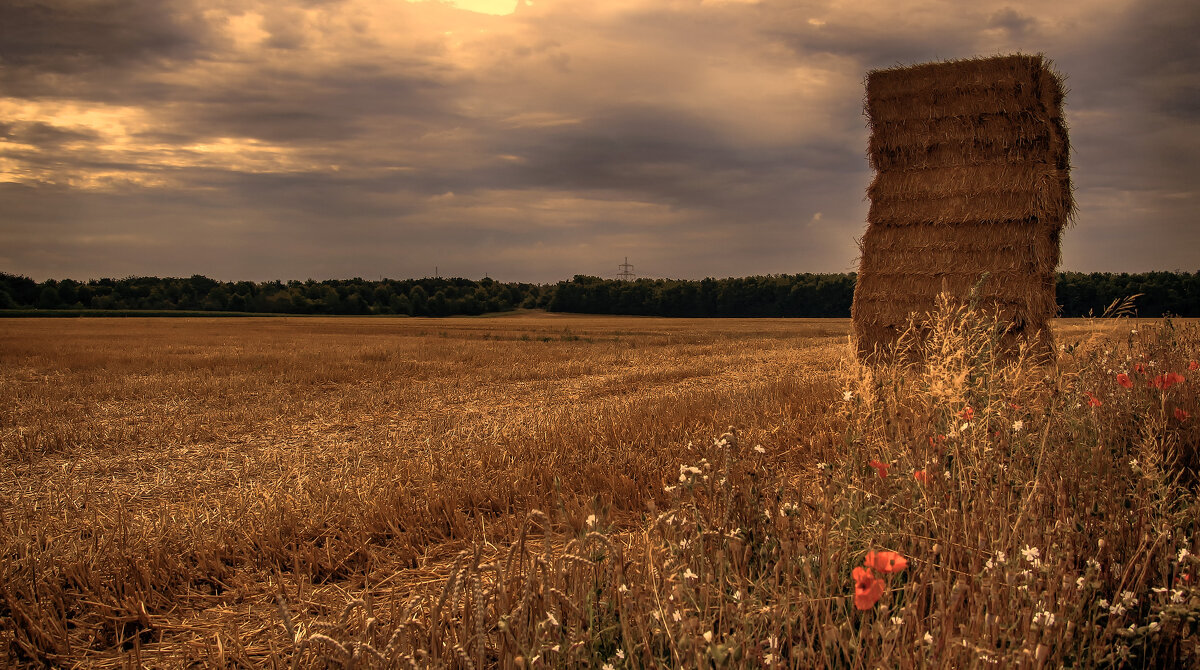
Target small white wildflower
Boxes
[1121,591,1138,606]
[816,462,830,472]
[1018,584,1029,592]
[618,583,628,594]
[602,664,614,670]
[1086,558,1100,570]
[891,616,904,625]
[733,590,742,601]
[1012,419,1024,432]
[1179,547,1193,562]
[923,632,934,645]
[754,444,766,454]
[586,514,597,527]
[1098,599,1109,608]
[616,648,625,660]
[703,631,713,643]
[1110,603,1126,616]
[1129,458,1140,470]
[1171,588,1185,603]
[763,653,776,664]
[683,568,698,580]
[672,610,682,622]
[1021,545,1040,563]
[944,470,951,480]
[1033,611,1056,627]
[679,472,688,483]
[843,390,853,402]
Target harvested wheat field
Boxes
[3,312,1199,668]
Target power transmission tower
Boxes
[617,257,636,281]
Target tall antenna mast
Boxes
[617,257,636,281]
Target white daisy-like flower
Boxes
[683,568,698,580]
[1021,545,1040,563]
[1171,589,1185,603]
[1110,603,1126,616]
[843,390,853,402]
[616,648,625,659]
[1012,419,1024,432]
[672,610,682,622]
[1098,599,1109,608]
[1120,591,1138,606]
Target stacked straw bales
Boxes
[852,54,1074,360]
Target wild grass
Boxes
[1,311,1197,667]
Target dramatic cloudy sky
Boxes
[1,0,1196,282]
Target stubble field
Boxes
[2,313,1197,668]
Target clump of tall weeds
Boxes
[302,300,1199,668]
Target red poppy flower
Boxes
[960,406,975,421]
[869,460,890,479]
[1086,392,1102,408]
[1117,373,1133,389]
[1190,361,1198,371]
[914,470,929,485]
[852,566,884,610]
[1153,373,1184,390]
[1175,408,1191,423]
[867,550,909,574]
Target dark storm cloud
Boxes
[0,0,212,76]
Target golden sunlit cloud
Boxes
[407,0,519,16]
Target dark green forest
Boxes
[1,271,1197,318]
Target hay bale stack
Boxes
[852,54,1074,359]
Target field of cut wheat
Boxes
[2,311,1198,668]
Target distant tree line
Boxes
[1,271,1197,318]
